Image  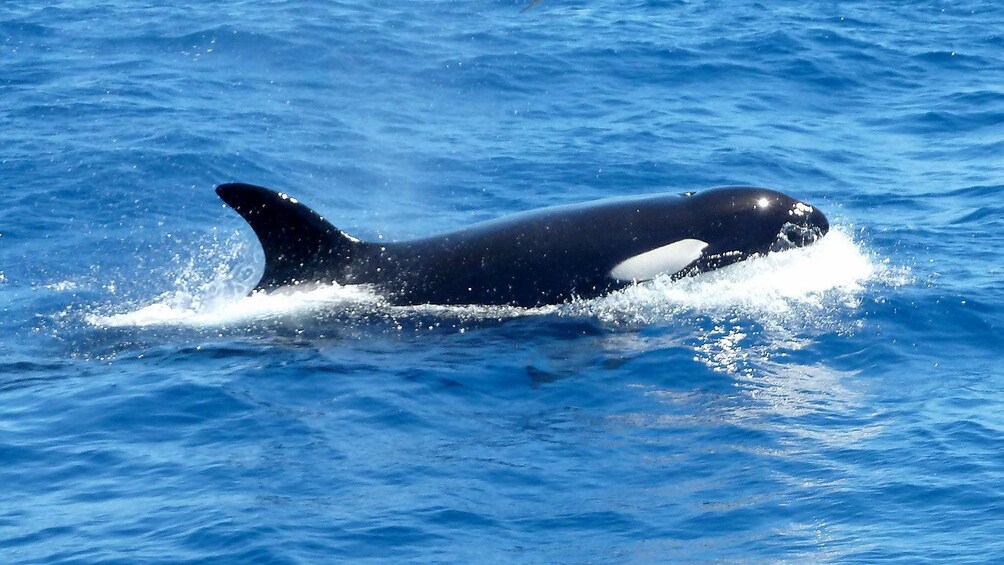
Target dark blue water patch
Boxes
[931,183,1004,200]
[0,356,78,393]
[913,49,995,71]
[896,108,1004,136]
[950,205,1004,226]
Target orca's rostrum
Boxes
[217,183,829,307]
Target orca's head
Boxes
[686,186,829,272]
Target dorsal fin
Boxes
[216,183,366,292]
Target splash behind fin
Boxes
[216,183,367,292]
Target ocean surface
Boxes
[2,1,1002,562]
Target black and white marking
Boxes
[217,183,829,307]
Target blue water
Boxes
[2,1,1003,562]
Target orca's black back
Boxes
[365,191,733,306]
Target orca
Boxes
[216,183,828,307]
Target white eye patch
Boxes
[609,239,708,282]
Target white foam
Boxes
[88,283,382,328]
[86,226,905,329]
[44,280,79,291]
[572,226,905,325]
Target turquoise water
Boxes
[2,1,1003,562]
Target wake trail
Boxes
[86,227,906,329]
